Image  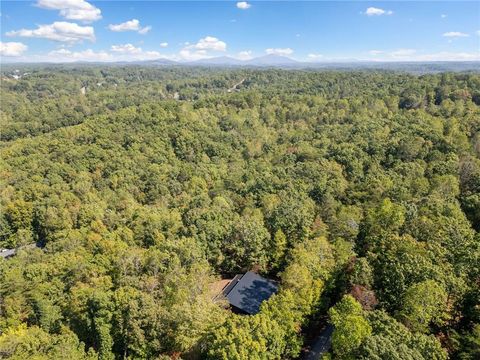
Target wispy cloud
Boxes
[367,48,479,62]
[45,45,163,62]
[443,31,469,38]
[412,51,479,61]
[110,44,160,59]
[364,7,393,16]
[111,43,142,54]
[108,19,151,34]
[366,48,415,60]
[48,48,112,61]
[7,21,95,43]
[368,48,416,59]
[265,48,293,56]
[390,49,417,58]
[307,53,323,61]
[138,26,152,35]
[236,50,252,60]
[443,31,470,38]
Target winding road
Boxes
[227,78,245,92]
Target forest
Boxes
[0,66,479,359]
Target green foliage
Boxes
[267,190,316,244]
[329,295,372,358]
[451,324,480,359]
[207,313,286,360]
[398,280,449,333]
[360,310,447,360]
[0,324,96,360]
[223,210,271,271]
[3,200,34,247]
[350,257,373,288]
[0,67,479,359]
[399,87,425,109]
[207,290,311,360]
[363,198,406,242]
[270,229,287,269]
[209,235,336,359]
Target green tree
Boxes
[207,313,286,360]
[270,229,287,269]
[362,310,447,360]
[398,280,449,333]
[329,295,372,358]
[0,324,96,360]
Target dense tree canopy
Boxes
[0,66,479,359]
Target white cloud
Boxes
[365,7,393,16]
[390,49,417,58]
[44,46,163,62]
[142,51,161,58]
[0,41,28,56]
[236,50,252,60]
[108,19,151,34]
[265,48,293,56]
[412,52,480,61]
[48,48,112,61]
[36,0,101,22]
[307,53,323,60]
[111,43,142,54]
[160,42,168,48]
[190,36,226,51]
[178,49,209,61]
[110,44,161,59]
[176,36,227,61]
[443,31,469,38]
[441,14,447,19]
[236,2,251,10]
[366,48,479,62]
[49,48,70,55]
[366,48,416,60]
[109,19,139,31]
[7,21,95,43]
[138,26,151,35]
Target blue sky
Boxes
[1,1,479,62]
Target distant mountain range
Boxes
[183,54,300,67]
[245,54,300,66]
[2,55,479,73]
[137,56,479,73]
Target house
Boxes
[218,271,278,315]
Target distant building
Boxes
[218,271,278,315]
[0,248,16,259]
[0,242,42,260]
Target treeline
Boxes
[2,66,479,141]
[0,68,479,359]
